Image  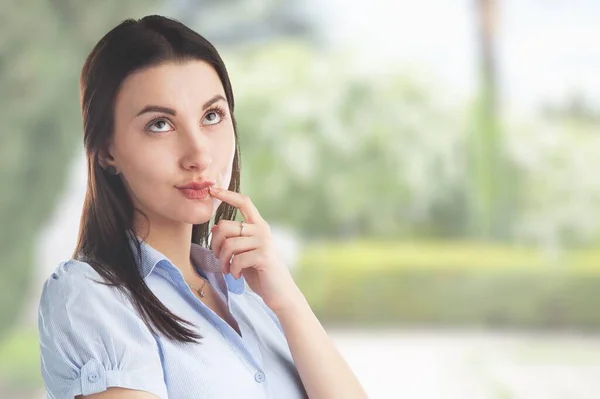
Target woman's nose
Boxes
[180,132,212,171]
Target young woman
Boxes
[37,15,367,399]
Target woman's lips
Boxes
[178,187,211,199]
[176,180,215,199]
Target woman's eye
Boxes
[203,111,222,125]
[148,119,172,133]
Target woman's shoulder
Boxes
[39,258,129,312]
[48,258,102,280]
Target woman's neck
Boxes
[136,222,197,279]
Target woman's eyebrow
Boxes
[135,94,227,117]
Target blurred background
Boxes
[1,0,600,397]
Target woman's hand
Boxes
[208,187,305,313]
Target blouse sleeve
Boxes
[37,260,169,399]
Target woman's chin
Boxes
[178,203,215,225]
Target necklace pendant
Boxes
[199,289,206,297]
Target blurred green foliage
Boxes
[227,42,467,239]
[295,240,600,330]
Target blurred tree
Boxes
[467,0,519,241]
[0,1,158,339]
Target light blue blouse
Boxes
[37,236,307,398]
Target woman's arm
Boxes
[274,294,368,399]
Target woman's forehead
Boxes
[115,60,226,118]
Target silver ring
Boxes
[239,221,245,236]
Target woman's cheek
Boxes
[216,134,235,190]
[217,161,233,190]
[212,125,235,212]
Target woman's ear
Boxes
[98,142,116,170]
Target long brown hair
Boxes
[74,15,240,343]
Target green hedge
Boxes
[294,240,600,330]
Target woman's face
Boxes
[105,60,235,229]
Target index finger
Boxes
[208,187,262,224]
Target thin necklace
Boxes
[187,276,208,298]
